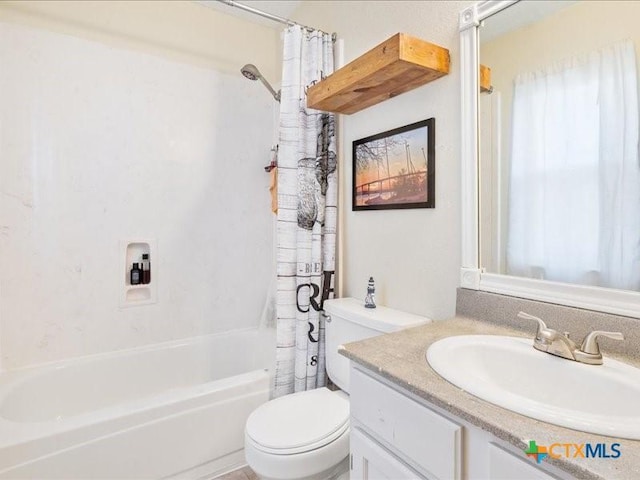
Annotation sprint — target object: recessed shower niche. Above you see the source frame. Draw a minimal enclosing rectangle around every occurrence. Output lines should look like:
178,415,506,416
120,240,157,307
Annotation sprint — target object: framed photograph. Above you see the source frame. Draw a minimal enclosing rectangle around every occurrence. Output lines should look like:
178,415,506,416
352,118,435,211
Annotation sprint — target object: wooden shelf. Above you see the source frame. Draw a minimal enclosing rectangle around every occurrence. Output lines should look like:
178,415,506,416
480,64,492,93
307,33,450,115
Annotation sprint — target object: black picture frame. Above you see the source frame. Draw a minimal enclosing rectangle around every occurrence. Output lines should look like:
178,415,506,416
352,118,435,211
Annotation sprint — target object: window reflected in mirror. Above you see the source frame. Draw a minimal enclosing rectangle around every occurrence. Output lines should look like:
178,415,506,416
479,0,640,291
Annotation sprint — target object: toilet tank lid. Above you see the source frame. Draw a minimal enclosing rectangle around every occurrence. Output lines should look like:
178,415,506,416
323,297,431,333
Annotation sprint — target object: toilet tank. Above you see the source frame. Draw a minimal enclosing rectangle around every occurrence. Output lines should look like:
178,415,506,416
323,298,430,393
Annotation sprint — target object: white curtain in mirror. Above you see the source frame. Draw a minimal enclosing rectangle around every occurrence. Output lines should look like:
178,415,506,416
507,40,640,290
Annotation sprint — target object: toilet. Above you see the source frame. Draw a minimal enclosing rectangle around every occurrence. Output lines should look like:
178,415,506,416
244,297,430,480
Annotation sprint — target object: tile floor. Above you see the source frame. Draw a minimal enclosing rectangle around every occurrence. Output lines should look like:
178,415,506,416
215,466,258,480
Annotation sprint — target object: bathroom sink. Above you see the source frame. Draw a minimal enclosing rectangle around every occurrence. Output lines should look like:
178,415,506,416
426,335,640,439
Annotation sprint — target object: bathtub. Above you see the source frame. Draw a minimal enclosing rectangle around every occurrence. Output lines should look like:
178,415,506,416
0,327,274,479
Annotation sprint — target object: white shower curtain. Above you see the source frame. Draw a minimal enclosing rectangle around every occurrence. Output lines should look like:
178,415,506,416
275,26,337,397
507,40,640,290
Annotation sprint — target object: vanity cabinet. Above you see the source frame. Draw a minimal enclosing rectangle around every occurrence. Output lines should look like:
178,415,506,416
349,365,562,480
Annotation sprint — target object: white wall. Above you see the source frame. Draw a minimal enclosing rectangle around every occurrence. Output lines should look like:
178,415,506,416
0,0,472,370
291,1,471,319
0,4,280,370
0,1,281,82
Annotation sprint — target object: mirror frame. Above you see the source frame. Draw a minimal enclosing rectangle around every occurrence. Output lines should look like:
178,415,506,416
459,0,640,318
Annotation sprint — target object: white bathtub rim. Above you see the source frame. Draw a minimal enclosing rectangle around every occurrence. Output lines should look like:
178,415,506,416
0,325,274,472
0,368,269,448
0,326,274,423
0,326,274,430
1,326,273,376
0,374,269,476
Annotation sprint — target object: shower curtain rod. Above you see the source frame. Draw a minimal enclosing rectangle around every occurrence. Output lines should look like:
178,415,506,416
215,0,336,41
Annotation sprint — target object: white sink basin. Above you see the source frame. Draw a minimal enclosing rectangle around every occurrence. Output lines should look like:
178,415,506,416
426,335,640,439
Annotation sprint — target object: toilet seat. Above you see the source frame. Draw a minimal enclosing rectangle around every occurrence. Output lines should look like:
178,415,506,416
245,388,349,455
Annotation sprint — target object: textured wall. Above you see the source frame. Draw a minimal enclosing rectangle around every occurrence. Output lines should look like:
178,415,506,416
291,1,472,319
0,18,277,370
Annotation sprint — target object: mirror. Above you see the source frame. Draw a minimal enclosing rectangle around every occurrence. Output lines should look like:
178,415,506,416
478,1,640,292
460,0,640,317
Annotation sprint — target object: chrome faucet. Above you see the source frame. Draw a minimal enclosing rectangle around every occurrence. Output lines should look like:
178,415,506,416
517,312,624,365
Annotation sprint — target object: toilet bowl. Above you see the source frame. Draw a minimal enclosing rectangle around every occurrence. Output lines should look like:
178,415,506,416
244,298,430,479
245,388,349,480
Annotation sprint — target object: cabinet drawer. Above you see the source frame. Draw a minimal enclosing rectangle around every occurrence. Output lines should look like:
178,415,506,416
488,443,557,480
350,367,461,480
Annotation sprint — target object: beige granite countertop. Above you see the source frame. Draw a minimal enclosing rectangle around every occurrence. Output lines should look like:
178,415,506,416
340,316,640,480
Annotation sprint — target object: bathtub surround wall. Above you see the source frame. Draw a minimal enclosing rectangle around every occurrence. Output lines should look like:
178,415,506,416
291,1,472,320
0,5,279,370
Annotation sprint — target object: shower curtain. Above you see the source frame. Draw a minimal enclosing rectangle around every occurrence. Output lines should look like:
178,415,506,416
274,26,337,398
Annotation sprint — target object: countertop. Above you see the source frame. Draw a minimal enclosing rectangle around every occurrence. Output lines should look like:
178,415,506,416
339,316,640,480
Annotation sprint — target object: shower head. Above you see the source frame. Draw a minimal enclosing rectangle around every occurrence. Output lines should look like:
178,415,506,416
240,64,281,102
241,64,260,81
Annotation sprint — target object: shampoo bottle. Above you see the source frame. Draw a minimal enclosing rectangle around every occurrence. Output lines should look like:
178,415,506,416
142,253,151,284
130,263,141,285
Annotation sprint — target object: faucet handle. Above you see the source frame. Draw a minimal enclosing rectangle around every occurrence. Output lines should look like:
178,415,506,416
517,311,549,336
580,331,624,355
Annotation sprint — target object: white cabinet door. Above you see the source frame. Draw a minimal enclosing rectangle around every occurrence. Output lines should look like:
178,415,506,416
351,428,427,480
488,443,558,480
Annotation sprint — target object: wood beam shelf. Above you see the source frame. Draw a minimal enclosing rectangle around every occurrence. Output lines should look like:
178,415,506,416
307,33,450,115
480,64,492,93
